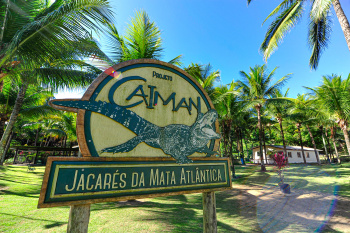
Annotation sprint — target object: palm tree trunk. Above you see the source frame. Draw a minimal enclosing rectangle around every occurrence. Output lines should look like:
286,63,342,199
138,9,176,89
343,128,350,155
240,129,246,165
228,128,235,179
324,129,334,161
320,126,330,163
331,127,341,164
2,131,13,162
306,125,320,165
0,0,10,42
296,123,306,164
262,126,268,165
34,127,41,146
0,81,28,165
278,118,288,164
332,0,350,52
256,105,266,171
0,113,8,137
337,119,350,156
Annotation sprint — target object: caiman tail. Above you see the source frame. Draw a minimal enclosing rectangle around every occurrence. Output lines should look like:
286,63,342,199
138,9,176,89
51,100,153,135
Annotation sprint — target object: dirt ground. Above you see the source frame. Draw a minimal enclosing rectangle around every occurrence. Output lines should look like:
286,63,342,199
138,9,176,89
232,184,350,233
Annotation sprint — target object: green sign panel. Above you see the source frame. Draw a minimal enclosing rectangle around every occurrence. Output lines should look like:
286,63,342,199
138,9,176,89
38,157,231,208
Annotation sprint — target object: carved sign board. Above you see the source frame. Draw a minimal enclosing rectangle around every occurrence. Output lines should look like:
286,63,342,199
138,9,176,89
38,59,231,208
38,157,231,208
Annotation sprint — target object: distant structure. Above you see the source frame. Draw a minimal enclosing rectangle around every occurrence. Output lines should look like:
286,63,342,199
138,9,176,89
252,145,321,164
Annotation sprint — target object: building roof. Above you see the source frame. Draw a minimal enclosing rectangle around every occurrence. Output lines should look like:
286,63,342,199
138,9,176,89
252,145,322,151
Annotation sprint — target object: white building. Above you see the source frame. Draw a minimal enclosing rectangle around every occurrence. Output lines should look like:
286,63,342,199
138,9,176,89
252,145,321,164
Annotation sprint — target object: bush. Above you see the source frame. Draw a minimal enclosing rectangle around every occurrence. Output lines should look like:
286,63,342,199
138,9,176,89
4,158,14,164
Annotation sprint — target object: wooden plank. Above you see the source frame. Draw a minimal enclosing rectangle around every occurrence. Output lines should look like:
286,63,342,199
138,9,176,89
38,157,232,208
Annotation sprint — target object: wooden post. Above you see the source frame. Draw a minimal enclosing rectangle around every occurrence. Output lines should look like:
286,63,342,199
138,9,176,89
67,151,91,233
67,204,90,233
203,192,217,233
13,147,19,164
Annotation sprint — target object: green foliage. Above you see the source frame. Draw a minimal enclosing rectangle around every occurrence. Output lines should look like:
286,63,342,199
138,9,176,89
249,0,340,69
106,10,182,66
184,63,220,96
0,0,114,71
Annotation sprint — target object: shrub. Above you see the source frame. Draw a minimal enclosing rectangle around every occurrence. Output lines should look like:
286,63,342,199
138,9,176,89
4,158,14,164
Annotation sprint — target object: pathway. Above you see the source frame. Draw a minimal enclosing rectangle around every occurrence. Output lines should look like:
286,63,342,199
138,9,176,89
236,165,350,233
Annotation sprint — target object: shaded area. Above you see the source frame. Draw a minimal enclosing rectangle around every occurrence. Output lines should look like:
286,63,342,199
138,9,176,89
0,164,349,232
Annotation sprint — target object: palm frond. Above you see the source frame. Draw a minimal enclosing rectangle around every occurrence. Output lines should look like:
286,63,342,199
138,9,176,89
262,0,298,25
260,1,303,61
1,0,114,67
310,0,332,22
168,55,183,67
308,12,332,69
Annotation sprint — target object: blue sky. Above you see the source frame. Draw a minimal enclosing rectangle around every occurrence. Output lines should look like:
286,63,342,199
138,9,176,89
56,0,350,99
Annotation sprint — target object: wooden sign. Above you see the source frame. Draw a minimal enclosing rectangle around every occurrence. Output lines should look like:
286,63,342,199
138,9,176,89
39,59,231,208
38,157,231,208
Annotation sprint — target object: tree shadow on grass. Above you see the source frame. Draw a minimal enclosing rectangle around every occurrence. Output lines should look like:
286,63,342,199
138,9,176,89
0,212,66,229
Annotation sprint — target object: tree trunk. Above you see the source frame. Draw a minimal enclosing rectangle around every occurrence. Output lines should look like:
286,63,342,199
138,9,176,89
320,126,330,163
331,127,341,164
324,129,334,161
262,126,268,165
2,131,13,162
240,129,245,165
0,81,28,165
306,125,321,165
0,113,9,137
229,128,235,179
0,0,10,42
337,118,350,156
34,127,41,146
296,123,306,164
255,105,266,171
332,0,350,52
278,118,288,164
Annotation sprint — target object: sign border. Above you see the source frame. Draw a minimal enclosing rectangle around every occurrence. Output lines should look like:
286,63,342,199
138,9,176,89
49,59,221,158
38,157,232,208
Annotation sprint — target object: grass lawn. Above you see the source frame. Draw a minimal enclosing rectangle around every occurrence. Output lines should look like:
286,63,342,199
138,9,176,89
0,163,349,232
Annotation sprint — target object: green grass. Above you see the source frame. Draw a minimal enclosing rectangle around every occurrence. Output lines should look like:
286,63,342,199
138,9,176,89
0,163,348,232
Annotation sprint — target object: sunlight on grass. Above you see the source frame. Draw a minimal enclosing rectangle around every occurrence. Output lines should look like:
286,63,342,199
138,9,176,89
0,164,348,232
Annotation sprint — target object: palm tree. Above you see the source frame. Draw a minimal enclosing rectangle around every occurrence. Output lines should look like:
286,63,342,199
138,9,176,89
105,10,182,66
184,63,220,97
0,0,114,164
0,85,59,163
212,81,242,178
248,0,350,69
267,89,291,162
238,65,290,171
306,74,350,156
288,94,315,164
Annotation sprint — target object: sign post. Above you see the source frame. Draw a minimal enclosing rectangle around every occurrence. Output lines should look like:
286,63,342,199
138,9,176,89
38,59,231,232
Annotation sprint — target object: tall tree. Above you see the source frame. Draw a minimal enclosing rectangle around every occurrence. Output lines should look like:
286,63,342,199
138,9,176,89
105,10,182,66
248,0,350,69
306,74,350,156
0,0,114,165
288,94,314,164
184,63,220,97
267,89,291,162
212,81,241,178
238,65,290,171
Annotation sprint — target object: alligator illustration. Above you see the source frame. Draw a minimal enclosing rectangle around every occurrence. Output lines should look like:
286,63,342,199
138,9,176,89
51,100,220,164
